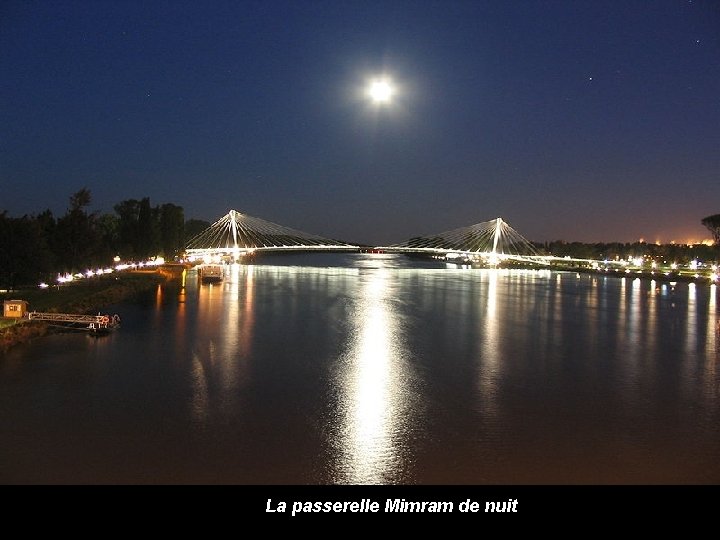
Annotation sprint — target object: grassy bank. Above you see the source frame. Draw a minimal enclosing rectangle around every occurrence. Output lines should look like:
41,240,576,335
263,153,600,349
0,271,166,353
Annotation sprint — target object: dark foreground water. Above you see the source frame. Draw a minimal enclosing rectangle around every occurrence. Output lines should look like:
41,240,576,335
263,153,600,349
1,253,718,484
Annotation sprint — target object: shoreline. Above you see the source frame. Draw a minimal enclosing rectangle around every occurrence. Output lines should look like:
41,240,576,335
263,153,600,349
1,261,715,353
0,271,168,353
544,264,717,285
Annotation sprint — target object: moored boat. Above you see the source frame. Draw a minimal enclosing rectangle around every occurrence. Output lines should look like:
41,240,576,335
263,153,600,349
88,314,121,336
198,264,224,283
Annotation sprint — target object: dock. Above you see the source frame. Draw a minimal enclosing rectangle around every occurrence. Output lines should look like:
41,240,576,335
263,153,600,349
27,312,121,333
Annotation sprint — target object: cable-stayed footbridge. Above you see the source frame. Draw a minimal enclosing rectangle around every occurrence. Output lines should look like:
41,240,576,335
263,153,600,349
184,209,609,267
383,217,540,264
185,209,359,260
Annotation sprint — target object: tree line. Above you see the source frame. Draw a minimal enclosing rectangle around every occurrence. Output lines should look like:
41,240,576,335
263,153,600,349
539,240,716,263
1,191,717,289
545,215,719,263
0,189,209,289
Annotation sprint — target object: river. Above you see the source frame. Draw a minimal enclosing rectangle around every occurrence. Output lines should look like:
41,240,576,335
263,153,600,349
1,253,718,484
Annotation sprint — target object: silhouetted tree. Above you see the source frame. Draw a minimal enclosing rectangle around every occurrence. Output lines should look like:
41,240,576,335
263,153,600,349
159,203,185,259
136,197,160,259
35,209,58,270
97,213,120,260
69,188,91,211
114,198,185,260
0,212,54,288
54,188,103,272
701,214,720,249
114,198,141,259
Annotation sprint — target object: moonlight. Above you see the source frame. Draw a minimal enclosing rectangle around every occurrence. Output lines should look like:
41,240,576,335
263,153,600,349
367,78,394,104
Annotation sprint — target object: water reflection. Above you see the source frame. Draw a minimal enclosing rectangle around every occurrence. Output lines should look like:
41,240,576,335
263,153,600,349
618,277,627,343
708,284,717,356
153,284,163,331
627,277,642,378
477,270,500,424
176,283,186,344
334,268,412,484
646,279,658,357
2,255,719,484
706,285,718,398
239,264,254,359
191,350,210,424
188,263,257,424
686,283,697,355
553,273,564,343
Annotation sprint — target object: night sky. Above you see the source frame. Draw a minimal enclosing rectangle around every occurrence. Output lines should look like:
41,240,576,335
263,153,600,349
1,1,719,246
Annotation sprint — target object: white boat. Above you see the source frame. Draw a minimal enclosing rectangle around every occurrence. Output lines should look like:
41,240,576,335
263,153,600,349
198,264,224,283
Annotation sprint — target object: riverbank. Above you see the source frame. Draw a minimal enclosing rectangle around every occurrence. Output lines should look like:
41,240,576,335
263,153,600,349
456,258,718,285
546,263,718,285
0,271,167,353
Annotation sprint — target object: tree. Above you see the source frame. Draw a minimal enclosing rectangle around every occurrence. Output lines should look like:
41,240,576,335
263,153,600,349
136,197,160,259
701,214,720,247
114,199,141,259
54,188,103,272
97,213,120,260
114,198,185,260
159,203,185,259
69,188,91,212
35,209,58,270
0,212,54,288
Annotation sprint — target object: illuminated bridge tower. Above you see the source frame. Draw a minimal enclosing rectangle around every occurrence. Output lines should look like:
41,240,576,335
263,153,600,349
387,216,538,263
185,209,358,261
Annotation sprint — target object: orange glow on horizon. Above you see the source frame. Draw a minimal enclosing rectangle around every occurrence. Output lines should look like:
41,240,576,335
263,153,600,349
648,237,713,247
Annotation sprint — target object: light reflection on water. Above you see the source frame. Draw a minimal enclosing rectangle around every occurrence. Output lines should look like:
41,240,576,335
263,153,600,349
0,254,719,484
477,269,500,432
332,268,412,484
706,285,718,406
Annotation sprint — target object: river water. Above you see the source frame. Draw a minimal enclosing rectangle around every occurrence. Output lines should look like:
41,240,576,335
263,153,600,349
1,253,718,484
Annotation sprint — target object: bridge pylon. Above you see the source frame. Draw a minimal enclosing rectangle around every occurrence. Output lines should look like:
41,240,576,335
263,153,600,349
386,216,538,261
185,209,358,260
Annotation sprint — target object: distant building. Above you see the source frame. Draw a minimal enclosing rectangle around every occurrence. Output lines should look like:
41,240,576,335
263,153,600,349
3,300,28,318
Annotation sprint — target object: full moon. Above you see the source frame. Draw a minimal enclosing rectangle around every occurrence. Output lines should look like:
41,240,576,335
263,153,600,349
368,79,394,103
